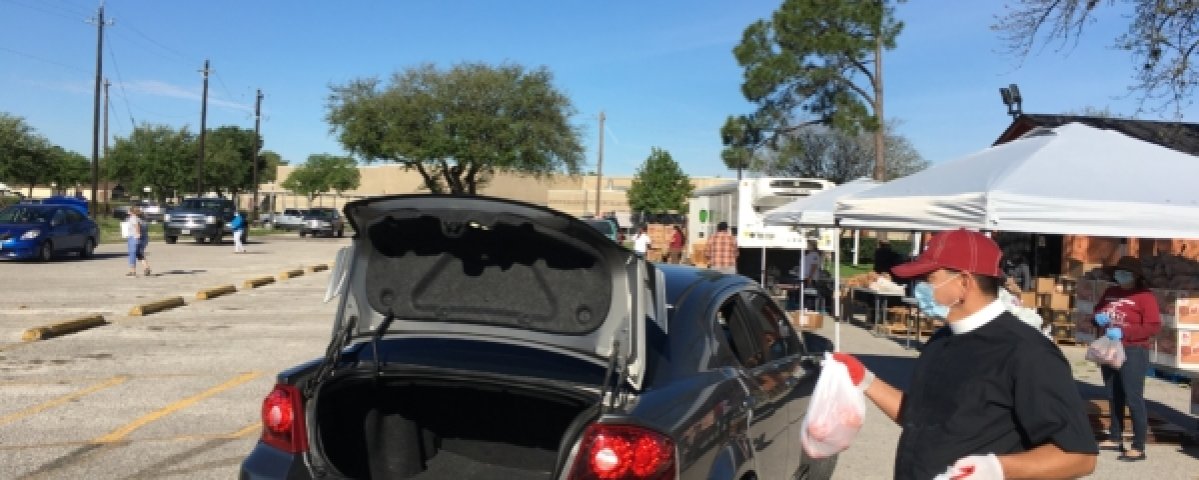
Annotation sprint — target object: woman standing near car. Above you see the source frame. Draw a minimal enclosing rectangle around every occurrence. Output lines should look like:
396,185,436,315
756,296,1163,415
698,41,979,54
1092,256,1161,462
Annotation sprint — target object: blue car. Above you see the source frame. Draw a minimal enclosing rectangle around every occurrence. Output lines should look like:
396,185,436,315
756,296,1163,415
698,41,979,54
0,203,99,261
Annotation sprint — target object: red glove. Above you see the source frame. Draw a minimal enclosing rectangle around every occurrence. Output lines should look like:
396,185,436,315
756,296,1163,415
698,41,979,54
832,352,874,391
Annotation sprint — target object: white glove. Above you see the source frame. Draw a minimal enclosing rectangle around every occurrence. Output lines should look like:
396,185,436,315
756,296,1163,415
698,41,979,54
934,453,1003,480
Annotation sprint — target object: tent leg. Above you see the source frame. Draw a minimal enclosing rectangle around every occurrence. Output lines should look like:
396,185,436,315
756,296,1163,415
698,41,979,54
912,231,922,258
834,227,841,353
853,230,861,265
760,247,767,286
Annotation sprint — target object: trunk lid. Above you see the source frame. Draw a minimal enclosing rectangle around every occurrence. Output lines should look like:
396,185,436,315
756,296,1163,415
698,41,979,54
329,195,666,391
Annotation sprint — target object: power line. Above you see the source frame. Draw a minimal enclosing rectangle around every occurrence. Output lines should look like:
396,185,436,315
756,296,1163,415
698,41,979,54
0,45,88,73
104,42,137,129
109,15,195,64
1,0,83,21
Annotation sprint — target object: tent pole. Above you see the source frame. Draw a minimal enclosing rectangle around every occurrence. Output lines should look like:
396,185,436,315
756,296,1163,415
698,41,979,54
834,226,842,352
911,231,921,257
853,230,861,265
760,247,767,286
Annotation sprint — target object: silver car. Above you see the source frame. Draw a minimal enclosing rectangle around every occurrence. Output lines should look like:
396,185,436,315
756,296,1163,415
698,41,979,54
299,208,345,237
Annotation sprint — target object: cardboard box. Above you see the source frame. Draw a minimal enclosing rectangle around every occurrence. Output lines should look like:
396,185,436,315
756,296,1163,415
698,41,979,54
1048,292,1071,310
1173,296,1199,326
1034,277,1057,294
1152,326,1199,369
788,311,823,330
1019,292,1038,309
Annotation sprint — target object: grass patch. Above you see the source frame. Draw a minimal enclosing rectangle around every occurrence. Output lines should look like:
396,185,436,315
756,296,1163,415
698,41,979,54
837,262,874,278
95,216,288,244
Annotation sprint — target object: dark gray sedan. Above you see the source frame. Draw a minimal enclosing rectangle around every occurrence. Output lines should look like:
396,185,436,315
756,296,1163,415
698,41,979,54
240,195,836,480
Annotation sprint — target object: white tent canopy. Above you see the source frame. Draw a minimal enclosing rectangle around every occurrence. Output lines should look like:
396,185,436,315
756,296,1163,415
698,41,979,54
836,122,1199,238
763,177,880,227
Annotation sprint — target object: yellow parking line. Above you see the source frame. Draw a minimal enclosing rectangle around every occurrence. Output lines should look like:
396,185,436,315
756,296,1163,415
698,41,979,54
92,371,261,444
231,421,262,438
0,376,129,427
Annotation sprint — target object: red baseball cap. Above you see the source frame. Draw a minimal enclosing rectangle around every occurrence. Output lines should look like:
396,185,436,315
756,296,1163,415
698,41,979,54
891,228,1003,278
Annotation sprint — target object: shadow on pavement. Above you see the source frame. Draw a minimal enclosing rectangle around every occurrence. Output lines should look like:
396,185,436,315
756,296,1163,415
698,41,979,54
159,269,208,275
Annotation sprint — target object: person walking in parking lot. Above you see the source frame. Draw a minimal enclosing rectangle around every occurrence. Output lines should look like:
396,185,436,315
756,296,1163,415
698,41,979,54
832,228,1097,479
707,221,738,275
632,226,651,259
231,210,247,253
125,207,152,277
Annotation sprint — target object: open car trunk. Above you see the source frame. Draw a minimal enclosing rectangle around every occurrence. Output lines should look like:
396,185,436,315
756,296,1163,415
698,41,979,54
313,375,597,480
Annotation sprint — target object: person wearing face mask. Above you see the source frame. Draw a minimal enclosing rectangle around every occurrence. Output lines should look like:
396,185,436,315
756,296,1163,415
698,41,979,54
1091,256,1161,462
830,228,1097,479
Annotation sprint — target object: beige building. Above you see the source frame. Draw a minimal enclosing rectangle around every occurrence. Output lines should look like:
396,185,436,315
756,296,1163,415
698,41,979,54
253,164,732,218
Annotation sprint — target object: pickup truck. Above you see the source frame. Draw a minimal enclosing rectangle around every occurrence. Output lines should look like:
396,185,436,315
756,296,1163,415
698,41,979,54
263,208,307,231
162,198,238,244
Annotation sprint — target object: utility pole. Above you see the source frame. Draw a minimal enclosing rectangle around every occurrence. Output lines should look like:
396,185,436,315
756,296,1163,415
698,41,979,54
196,59,210,196
252,88,263,217
872,33,885,181
594,111,605,217
88,3,113,216
103,79,110,199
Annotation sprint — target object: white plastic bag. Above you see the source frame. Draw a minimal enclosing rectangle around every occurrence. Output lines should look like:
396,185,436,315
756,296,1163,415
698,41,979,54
119,220,132,239
1085,337,1126,369
800,351,866,458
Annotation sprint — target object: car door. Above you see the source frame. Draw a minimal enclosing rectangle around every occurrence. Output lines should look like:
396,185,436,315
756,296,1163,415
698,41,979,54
715,291,793,480
739,290,818,477
64,209,87,247
48,208,77,250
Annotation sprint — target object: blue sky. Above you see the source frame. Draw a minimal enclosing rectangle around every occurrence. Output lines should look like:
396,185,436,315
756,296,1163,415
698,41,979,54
2,0,1195,180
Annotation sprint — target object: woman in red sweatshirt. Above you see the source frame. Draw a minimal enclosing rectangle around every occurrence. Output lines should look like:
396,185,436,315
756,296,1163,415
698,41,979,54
1091,256,1162,462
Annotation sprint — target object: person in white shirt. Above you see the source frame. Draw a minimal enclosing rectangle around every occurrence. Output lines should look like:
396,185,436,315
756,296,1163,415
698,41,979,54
632,226,651,258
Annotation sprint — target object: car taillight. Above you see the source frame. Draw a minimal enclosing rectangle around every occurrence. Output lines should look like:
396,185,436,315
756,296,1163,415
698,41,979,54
568,424,675,480
260,384,308,453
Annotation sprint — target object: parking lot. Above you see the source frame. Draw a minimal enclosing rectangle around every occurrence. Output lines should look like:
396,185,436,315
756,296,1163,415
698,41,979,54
1,234,1197,479
0,235,347,479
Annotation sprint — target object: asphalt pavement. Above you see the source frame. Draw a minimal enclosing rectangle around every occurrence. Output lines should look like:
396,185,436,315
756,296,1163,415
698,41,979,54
0,233,347,479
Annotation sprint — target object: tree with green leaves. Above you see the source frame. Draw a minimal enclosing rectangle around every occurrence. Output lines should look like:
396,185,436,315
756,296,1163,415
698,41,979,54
327,62,585,194
726,0,904,181
0,113,48,192
45,146,90,193
203,125,272,198
281,154,360,207
106,124,197,202
994,1,1199,114
626,148,693,215
257,150,285,183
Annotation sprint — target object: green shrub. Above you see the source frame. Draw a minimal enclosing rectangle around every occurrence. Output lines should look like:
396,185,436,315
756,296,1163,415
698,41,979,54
840,237,913,263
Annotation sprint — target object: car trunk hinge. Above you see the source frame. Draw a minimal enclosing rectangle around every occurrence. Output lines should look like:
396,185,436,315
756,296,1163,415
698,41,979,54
598,330,631,413
370,312,398,386
304,305,359,397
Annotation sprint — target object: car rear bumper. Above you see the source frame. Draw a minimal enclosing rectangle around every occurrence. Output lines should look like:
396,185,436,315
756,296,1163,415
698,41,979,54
239,442,311,479
164,224,223,238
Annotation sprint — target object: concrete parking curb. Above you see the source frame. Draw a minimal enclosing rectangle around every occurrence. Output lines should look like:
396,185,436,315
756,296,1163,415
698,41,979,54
21,315,108,342
196,284,237,300
243,276,275,289
307,264,329,273
129,296,187,316
278,269,305,280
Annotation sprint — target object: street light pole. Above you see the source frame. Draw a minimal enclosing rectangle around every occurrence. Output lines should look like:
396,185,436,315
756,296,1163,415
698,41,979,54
252,89,263,218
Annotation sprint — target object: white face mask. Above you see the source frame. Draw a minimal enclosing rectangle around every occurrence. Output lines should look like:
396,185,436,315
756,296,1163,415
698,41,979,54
1113,270,1135,287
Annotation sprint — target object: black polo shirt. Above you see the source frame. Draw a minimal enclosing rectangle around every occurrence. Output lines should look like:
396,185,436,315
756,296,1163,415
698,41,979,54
894,309,1098,479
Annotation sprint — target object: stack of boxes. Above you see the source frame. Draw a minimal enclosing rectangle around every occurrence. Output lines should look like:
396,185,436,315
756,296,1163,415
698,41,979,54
643,224,673,262
1030,277,1075,343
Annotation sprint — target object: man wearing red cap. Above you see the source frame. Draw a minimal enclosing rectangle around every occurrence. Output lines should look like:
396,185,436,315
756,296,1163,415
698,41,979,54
834,228,1097,479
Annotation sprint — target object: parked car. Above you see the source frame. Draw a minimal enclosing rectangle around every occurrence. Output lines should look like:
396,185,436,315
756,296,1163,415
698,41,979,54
240,195,836,480
0,203,98,261
264,208,308,231
162,197,238,244
113,201,165,223
582,217,620,243
298,208,345,237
